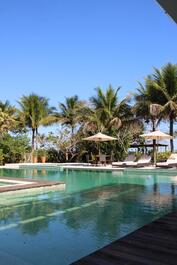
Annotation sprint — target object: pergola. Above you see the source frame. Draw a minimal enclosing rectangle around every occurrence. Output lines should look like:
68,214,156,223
130,143,168,148
130,143,168,152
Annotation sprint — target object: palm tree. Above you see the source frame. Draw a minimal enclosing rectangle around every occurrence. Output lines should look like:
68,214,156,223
133,77,163,131
18,93,55,151
84,85,139,160
0,108,16,134
82,108,105,133
0,101,17,134
0,100,16,116
0,100,27,133
89,85,132,132
152,63,177,152
58,95,85,137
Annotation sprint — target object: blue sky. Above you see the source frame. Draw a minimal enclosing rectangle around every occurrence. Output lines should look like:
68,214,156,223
0,0,177,144
0,0,176,107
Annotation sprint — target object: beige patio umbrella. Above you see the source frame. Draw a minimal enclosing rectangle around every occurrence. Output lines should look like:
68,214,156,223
140,130,173,165
83,132,117,156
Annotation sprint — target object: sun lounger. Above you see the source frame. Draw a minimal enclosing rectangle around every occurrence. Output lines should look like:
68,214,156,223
124,154,151,168
112,154,136,167
156,154,177,168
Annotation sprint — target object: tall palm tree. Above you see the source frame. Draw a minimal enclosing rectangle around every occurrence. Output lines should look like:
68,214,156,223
0,100,16,116
18,94,55,151
0,108,16,134
84,85,138,159
89,85,132,132
152,63,177,152
133,77,162,131
0,101,18,134
58,95,85,137
82,108,105,133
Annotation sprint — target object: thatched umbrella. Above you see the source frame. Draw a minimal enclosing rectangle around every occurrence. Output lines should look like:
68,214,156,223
83,132,117,156
140,130,172,165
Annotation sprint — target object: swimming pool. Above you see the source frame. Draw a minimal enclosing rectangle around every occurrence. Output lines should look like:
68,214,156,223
0,167,177,265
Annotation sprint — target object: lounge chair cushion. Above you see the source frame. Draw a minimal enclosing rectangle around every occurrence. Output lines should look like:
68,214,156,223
112,161,125,166
125,155,151,167
112,154,136,166
157,154,177,167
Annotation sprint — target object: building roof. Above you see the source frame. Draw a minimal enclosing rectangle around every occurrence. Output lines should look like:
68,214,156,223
156,0,177,23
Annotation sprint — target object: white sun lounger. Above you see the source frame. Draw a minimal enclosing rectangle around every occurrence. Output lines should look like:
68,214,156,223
112,154,136,167
124,154,151,168
156,154,177,168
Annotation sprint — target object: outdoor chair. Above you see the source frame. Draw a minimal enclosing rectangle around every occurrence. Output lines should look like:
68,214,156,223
156,154,177,168
107,152,114,164
88,153,98,166
125,154,151,168
112,154,136,167
99,154,106,166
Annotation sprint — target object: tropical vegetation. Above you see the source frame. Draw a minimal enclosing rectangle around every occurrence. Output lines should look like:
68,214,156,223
0,62,176,164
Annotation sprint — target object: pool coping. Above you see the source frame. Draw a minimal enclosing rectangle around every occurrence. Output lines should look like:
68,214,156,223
0,177,65,193
2,163,177,172
61,165,124,171
1,163,125,172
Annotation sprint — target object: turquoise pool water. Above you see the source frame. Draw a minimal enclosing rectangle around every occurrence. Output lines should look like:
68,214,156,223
0,168,177,265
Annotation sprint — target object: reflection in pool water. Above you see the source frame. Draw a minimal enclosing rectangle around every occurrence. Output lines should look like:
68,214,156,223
0,168,177,265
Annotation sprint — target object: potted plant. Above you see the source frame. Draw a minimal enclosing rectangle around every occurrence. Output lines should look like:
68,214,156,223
38,149,47,163
32,150,38,163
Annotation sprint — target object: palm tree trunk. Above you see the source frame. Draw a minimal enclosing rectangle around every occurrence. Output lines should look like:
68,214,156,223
152,118,156,164
170,116,174,152
35,128,38,150
32,128,35,151
152,119,156,131
70,126,74,146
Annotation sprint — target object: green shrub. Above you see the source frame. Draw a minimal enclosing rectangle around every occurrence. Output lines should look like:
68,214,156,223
0,133,30,163
33,150,38,156
37,149,47,157
47,148,66,163
135,152,143,161
156,151,171,162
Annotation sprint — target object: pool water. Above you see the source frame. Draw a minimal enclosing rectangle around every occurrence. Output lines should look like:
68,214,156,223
0,168,177,265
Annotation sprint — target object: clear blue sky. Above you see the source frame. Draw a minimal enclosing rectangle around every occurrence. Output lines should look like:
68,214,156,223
0,0,176,108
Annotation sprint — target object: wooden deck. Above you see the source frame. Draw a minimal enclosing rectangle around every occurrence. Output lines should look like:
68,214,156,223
72,210,177,265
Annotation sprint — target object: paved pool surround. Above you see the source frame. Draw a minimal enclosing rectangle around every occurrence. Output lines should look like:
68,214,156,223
0,177,65,194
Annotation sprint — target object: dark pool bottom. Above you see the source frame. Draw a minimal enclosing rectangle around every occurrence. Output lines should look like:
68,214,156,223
0,168,177,265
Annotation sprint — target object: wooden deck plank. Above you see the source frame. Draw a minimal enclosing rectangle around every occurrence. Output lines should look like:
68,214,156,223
71,211,177,265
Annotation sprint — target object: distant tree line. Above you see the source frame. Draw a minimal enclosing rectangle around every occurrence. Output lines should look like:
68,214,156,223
0,62,176,164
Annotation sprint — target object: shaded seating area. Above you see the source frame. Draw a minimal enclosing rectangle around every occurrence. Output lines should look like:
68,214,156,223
83,133,117,166
87,153,112,166
156,153,177,168
86,153,98,165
